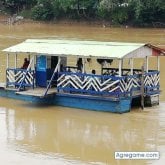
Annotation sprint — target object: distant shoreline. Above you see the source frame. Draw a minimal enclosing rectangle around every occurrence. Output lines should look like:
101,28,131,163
1,14,165,29
0,14,121,28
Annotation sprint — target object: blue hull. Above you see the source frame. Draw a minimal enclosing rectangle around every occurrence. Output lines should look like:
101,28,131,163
0,88,131,113
54,94,131,113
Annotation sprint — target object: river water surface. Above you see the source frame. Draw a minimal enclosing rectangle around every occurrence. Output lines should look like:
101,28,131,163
0,22,165,165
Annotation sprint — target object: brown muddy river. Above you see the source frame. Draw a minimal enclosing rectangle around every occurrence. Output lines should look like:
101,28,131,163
0,22,165,165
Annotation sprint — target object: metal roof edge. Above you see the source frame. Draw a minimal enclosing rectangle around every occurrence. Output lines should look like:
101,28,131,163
2,39,164,59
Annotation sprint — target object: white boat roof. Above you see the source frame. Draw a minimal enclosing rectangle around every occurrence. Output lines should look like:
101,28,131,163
3,39,163,59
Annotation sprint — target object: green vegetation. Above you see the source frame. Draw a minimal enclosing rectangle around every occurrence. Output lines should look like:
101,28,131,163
0,0,165,26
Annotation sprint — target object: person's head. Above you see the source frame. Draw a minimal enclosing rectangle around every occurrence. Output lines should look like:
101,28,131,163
92,69,96,74
77,58,83,65
24,58,28,62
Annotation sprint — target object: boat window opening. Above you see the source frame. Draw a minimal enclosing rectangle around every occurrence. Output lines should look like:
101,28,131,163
51,56,58,69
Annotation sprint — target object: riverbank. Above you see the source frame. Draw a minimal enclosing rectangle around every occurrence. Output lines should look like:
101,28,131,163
0,14,165,28
0,14,119,28
2,14,165,29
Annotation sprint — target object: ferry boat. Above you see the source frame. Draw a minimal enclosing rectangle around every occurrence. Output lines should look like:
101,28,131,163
0,39,164,113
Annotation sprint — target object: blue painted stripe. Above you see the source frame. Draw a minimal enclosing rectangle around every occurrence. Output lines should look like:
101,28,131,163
56,93,120,101
144,71,160,75
57,87,128,97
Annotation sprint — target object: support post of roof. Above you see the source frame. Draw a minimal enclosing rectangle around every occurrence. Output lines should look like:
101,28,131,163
7,53,9,69
28,54,30,61
15,53,17,69
157,56,160,71
33,55,35,70
119,59,122,76
130,58,133,75
146,56,148,73
82,57,85,73
58,56,61,71
121,59,124,75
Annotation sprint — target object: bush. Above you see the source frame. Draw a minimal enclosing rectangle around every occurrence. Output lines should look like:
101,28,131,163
112,7,129,24
31,3,55,21
20,9,32,19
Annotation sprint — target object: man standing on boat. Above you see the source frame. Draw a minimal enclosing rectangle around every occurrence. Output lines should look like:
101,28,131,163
77,58,83,72
21,58,29,69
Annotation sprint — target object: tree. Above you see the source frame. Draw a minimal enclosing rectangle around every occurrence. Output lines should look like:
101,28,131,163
130,0,165,25
1,0,164,26
31,0,56,20
51,0,99,19
1,0,37,14
97,0,130,23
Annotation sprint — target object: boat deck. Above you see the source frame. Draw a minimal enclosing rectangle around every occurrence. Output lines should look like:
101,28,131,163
16,87,57,97
4,86,142,99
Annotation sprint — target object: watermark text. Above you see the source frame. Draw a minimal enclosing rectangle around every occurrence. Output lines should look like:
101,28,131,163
115,151,160,160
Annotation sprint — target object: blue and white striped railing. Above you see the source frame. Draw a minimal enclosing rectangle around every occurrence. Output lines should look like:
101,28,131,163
6,68,159,97
57,72,139,97
144,71,160,95
6,68,35,88
57,71,160,98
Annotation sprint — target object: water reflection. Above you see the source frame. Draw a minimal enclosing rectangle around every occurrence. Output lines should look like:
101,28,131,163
0,98,164,165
